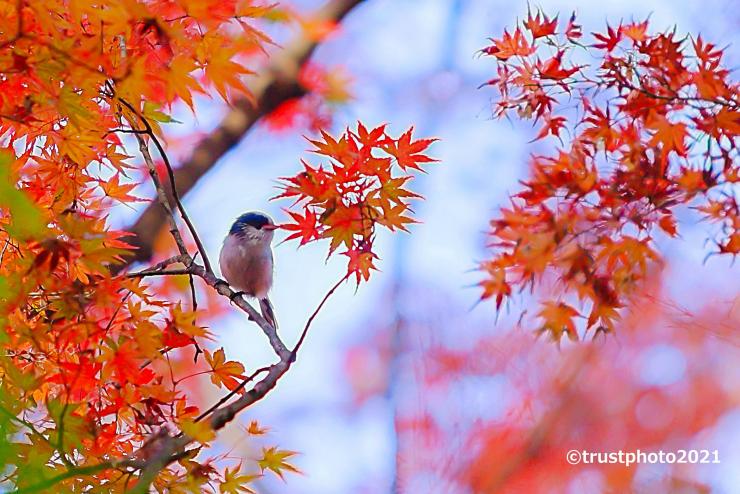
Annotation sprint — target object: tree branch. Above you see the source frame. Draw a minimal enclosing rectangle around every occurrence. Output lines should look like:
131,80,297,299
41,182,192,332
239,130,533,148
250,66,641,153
115,96,213,273
290,273,350,361
122,254,347,492
99,3,366,490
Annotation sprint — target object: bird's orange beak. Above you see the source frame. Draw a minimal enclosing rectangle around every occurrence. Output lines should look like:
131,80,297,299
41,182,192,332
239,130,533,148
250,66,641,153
262,224,280,231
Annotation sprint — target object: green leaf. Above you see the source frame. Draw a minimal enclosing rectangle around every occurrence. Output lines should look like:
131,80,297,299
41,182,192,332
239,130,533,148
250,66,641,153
142,102,181,123
0,150,46,240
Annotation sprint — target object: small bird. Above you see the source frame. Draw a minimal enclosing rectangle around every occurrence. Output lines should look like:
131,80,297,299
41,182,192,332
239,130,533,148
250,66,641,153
219,211,279,329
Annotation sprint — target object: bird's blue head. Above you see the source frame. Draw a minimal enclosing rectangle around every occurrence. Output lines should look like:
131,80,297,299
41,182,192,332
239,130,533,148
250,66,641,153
229,212,277,238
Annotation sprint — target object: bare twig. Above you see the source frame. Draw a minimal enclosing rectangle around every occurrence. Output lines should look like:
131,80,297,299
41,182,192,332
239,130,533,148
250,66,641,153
127,268,192,278
290,274,350,361
115,97,213,273
132,128,189,258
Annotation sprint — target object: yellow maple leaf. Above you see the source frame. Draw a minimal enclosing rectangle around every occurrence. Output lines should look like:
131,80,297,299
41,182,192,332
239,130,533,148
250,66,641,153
219,465,260,494
258,447,301,480
180,419,216,444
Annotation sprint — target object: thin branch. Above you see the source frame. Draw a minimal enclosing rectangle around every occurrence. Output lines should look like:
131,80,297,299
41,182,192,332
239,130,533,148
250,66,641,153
127,268,191,278
194,366,271,422
115,97,212,272
125,255,184,277
130,124,190,258
10,461,118,494
189,262,291,360
0,238,11,267
0,405,58,453
290,274,350,361
118,258,345,492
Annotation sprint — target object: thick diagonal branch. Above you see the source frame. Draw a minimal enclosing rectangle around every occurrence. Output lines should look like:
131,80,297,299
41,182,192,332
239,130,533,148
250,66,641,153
119,0,366,270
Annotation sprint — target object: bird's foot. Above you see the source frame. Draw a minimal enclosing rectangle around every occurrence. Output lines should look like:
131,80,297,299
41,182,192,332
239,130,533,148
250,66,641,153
229,290,246,302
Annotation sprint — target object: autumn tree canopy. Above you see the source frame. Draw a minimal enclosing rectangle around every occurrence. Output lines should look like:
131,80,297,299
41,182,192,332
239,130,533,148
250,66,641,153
0,0,737,493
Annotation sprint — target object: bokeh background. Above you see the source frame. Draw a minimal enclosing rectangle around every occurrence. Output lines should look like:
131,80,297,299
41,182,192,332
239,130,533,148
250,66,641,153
115,0,739,492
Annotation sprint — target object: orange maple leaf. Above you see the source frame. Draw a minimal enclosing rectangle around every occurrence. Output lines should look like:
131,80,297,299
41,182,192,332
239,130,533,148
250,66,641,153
537,301,581,341
524,10,557,39
205,348,246,391
484,28,536,61
383,128,438,171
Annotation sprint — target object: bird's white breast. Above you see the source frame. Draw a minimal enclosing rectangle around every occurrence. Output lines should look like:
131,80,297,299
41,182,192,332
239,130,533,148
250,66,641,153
219,234,274,299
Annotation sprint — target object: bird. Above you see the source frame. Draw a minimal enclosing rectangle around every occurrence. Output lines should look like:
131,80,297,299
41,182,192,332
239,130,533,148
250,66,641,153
219,211,279,329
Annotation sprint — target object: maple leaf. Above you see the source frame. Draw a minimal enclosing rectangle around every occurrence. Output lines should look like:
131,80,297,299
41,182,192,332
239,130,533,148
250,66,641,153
623,20,649,42
107,341,156,386
163,324,196,350
181,419,216,444
343,247,378,283
586,302,621,331
246,420,269,435
714,109,740,137
258,447,301,480
693,66,731,100
483,28,535,60
171,303,210,338
220,465,259,494
299,63,353,104
533,115,567,141
378,202,416,232
539,51,580,80
200,42,254,101
537,301,581,341
524,10,557,39
692,35,723,66
719,232,740,256
353,122,388,148
582,105,620,152
592,23,622,51
321,204,364,253
479,260,511,310
658,214,678,237
373,176,422,210
382,127,438,171
281,209,321,245
98,173,145,203
277,161,338,204
564,12,582,41
309,129,353,163
205,348,246,391
648,115,688,157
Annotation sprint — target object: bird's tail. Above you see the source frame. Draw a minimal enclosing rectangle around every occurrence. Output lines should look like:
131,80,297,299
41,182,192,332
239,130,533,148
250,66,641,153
259,297,278,330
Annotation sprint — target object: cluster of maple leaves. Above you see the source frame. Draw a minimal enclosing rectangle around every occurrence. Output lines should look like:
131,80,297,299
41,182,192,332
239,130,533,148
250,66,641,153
277,123,435,283
0,0,315,492
479,10,739,340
